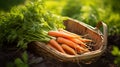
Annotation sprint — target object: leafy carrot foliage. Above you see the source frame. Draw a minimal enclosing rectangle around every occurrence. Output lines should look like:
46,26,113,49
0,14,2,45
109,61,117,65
0,0,65,49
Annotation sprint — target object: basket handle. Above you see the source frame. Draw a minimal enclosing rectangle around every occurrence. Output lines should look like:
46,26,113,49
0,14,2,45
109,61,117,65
95,21,107,46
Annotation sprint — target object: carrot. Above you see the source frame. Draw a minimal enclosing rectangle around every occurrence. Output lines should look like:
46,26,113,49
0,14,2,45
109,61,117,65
57,37,77,48
61,44,77,55
58,29,81,38
69,38,87,48
58,29,92,42
48,31,77,39
76,45,89,54
81,39,92,42
49,39,65,53
57,37,89,53
47,43,55,49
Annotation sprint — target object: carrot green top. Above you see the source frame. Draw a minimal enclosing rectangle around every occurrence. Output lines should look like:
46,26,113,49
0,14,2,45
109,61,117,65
0,0,65,49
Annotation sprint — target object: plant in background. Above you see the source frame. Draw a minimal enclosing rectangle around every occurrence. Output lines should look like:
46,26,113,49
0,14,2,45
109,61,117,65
112,46,120,66
61,0,103,27
106,13,120,35
6,51,28,67
79,5,102,27
102,0,120,35
45,0,65,15
0,0,26,11
105,0,120,13
61,0,120,35
61,0,82,18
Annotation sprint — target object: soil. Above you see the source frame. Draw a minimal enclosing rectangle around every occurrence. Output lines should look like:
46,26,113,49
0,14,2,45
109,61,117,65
0,35,120,67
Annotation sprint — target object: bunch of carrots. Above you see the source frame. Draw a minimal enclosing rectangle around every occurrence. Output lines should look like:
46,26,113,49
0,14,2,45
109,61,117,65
47,29,92,55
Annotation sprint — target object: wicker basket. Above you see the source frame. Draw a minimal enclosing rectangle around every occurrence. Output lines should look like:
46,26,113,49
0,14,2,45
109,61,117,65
29,18,107,63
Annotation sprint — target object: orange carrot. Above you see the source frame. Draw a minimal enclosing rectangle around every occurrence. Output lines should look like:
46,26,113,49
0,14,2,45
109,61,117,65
61,44,77,55
57,37,77,48
81,39,92,42
48,31,77,39
69,38,87,48
57,37,89,53
76,45,89,54
58,29,81,38
58,29,92,42
47,43,55,49
49,39,65,53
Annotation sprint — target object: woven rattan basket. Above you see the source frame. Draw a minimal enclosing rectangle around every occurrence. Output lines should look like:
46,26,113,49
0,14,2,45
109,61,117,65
29,18,107,63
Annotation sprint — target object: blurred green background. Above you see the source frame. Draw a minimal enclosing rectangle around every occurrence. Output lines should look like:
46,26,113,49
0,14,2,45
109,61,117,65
45,0,120,35
0,0,120,35
0,0,119,35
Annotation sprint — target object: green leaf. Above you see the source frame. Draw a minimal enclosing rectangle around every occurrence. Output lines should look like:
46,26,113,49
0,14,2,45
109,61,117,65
22,51,28,63
14,58,24,66
14,58,28,67
111,46,120,56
